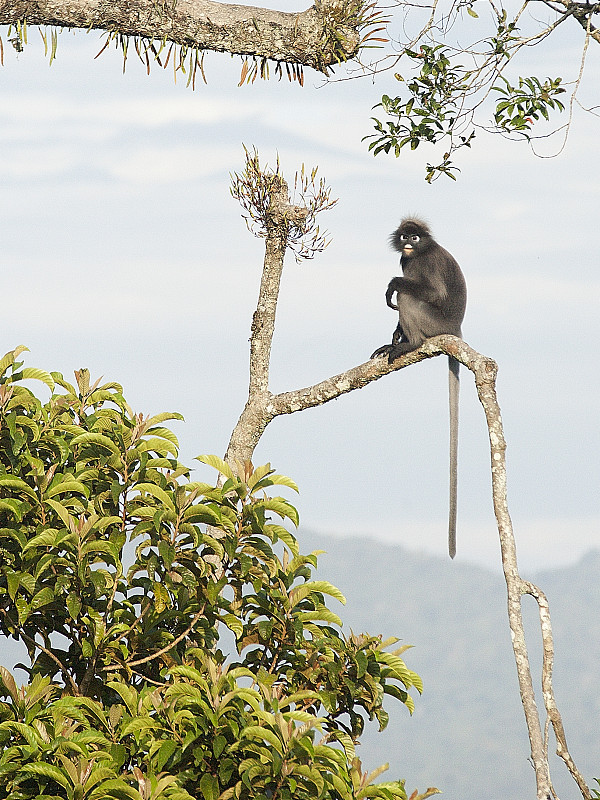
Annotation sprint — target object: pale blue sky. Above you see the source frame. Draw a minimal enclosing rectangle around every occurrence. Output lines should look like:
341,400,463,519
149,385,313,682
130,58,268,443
1,11,598,570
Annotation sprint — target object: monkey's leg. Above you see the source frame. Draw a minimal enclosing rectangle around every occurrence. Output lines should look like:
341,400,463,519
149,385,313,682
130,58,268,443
370,322,406,360
391,321,404,346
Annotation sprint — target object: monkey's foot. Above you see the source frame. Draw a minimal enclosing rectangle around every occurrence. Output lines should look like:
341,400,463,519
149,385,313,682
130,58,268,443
385,344,415,364
370,344,392,359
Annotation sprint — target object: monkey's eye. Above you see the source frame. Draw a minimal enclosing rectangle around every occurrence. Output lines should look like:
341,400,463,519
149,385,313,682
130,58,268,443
410,235,420,242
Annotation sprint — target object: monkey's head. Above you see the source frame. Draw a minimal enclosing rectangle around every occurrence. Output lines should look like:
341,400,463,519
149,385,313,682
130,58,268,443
391,217,434,258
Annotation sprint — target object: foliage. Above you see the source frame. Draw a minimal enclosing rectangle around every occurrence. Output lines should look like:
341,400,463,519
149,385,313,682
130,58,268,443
230,147,337,262
3,0,598,180
365,0,596,179
0,345,428,800
491,76,566,135
365,46,476,182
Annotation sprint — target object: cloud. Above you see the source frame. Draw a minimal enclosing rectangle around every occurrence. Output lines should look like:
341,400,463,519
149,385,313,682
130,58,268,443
100,144,241,183
469,274,600,316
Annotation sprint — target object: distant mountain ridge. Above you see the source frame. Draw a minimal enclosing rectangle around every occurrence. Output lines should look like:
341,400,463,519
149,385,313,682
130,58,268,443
303,530,600,800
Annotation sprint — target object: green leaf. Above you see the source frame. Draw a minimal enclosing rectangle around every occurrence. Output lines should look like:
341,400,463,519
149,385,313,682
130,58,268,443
19,762,70,789
0,498,24,519
46,480,89,499
87,777,142,800
106,682,138,716
82,540,120,562
0,475,38,501
6,571,21,600
241,725,284,755
255,473,299,493
200,773,219,800
66,592,82,619
195,454,235,480
137,437,178,457
0,667,18,701
145,426,179,447
30,587,54,610
70,432,121,456
221,613,243,638
44,498,72,528
156,738,178,770
0,346,28,377
131,483,176,513
254,497,299,526
289,580,346,607
144,411,184,427
20,367,55,391
298,607,343,627
377,651,420,688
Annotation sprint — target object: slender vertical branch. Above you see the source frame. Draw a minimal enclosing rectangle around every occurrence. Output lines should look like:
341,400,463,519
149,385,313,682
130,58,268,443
472,356,552,800
248,176,294,399
524,580,591,799
226,151,327,464
459,338,589,800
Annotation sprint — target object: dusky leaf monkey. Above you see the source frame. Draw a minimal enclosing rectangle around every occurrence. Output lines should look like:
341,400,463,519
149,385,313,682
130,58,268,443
371,217,467,558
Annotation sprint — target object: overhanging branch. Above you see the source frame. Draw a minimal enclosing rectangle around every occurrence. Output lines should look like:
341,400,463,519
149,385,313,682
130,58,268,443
0,0,364,72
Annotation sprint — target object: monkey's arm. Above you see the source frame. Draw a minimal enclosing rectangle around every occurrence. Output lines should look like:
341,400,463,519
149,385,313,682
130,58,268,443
385,279,400,310
386,276,446,310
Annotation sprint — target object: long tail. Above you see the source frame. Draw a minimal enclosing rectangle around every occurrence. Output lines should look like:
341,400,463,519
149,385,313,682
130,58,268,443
448,356,460,558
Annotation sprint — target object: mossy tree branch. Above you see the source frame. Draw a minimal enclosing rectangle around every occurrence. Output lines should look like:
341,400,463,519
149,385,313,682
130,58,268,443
0,0,371,74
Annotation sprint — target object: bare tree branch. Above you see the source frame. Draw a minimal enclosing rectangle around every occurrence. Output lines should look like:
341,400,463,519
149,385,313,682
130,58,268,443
249,174,307,398
522,580,592,799
225,156,591,799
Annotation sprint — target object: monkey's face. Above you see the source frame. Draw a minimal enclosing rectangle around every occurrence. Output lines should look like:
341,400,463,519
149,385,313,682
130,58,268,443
397,232,423,258
390,219,433,257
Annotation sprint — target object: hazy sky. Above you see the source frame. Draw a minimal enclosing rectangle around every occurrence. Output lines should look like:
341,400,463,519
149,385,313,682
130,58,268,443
1,7,599,572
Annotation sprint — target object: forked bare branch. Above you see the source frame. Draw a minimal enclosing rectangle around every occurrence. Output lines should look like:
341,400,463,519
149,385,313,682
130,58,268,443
226,152,591,800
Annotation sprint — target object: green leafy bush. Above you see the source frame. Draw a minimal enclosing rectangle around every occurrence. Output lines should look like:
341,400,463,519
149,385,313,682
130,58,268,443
0,346,428,800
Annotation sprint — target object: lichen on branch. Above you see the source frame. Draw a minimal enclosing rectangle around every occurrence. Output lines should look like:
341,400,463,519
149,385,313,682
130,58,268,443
0,0,386,78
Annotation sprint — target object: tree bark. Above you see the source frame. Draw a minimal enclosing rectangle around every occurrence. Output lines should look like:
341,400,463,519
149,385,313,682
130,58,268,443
0,0,362,72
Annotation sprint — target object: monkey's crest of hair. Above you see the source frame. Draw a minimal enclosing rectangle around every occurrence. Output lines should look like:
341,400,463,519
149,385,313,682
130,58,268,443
398,217,432,236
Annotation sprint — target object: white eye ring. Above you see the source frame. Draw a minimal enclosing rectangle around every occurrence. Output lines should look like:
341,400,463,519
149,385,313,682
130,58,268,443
410,235,420,242
400,233,420,242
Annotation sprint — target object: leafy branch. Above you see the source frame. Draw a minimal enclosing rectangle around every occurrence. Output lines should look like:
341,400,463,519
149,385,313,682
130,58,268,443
362,0,598,179
492,75,566,135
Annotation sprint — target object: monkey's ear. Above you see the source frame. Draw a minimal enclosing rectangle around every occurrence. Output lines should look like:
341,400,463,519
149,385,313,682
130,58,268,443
390,228,404,252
